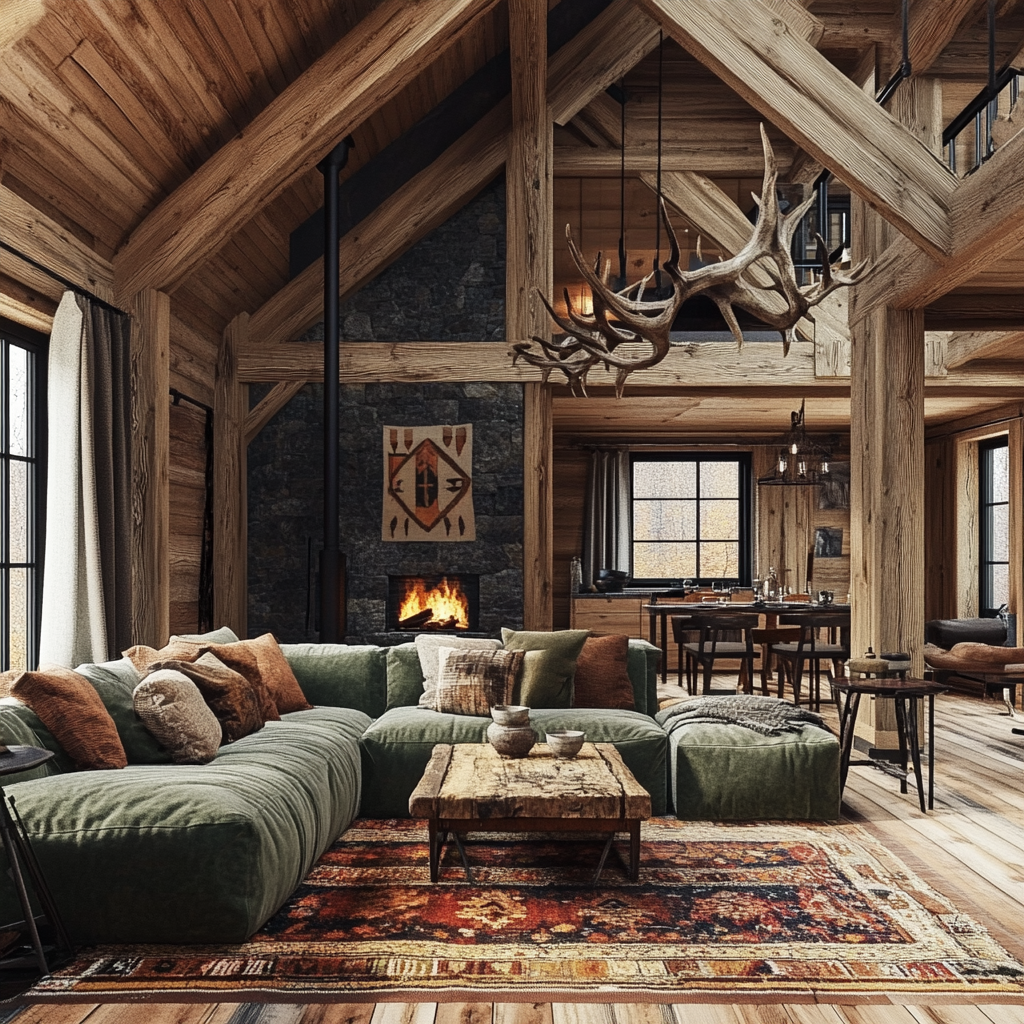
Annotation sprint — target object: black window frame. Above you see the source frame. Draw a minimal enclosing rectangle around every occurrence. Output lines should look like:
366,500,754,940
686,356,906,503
629,452,752,587
979,435,1009,618
1,316,47,672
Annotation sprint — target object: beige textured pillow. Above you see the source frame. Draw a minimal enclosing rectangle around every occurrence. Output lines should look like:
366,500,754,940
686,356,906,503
433,648,524,716
133,670,222,764
414,634,502,709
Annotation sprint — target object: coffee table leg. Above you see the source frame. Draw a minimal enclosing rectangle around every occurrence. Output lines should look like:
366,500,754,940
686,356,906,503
838,691,861,794
593,833,615,885
452,832,472,882
428,820,440,882
629,820,641,882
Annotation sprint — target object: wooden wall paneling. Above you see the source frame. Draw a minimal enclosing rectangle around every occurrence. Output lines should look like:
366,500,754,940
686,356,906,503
924,438,957,623
169,400,208,635
129,289,171,647
113,0,500,299
955,435,980,619
214,313,249,638
1010,419,1024,646
509,0,552,631
552,447,589,628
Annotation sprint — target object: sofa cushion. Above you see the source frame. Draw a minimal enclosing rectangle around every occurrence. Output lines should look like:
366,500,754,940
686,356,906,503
573,634,635,711
203,634,311,715
75,658,173,765
0,700,70,782
501,628,589,708
193,640,282,724
133,670,222,764
925,618,1009,649
386,643,425,711
924,641,1024,670
433,647,522,715
359,705,667,818
280,644,387,718
415,634,502,709
0,706,370,945
5,667,126,770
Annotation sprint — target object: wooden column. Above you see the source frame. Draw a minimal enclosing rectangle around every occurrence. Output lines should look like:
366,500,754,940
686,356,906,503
1010,419,1024,646
129,289,170,647
214,313,249,638
507,0,553,629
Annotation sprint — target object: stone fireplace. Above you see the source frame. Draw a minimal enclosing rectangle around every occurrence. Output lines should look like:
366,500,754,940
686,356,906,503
386,573,480,633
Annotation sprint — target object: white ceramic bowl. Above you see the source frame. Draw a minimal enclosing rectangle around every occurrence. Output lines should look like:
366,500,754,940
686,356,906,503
491,704,530,728
546,729,585,758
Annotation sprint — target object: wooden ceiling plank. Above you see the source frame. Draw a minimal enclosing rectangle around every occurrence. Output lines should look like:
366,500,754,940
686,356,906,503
0,0,45,54
113,0,500,301
634,0,955,258
0,184,115,303
554,141,796,175
223,0,293,96
851,125,1024,320
905,0,981,76
548,0,660,125
945,330,1024,368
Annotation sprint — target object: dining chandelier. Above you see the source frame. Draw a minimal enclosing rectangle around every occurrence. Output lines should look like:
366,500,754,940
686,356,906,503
756,400,834,487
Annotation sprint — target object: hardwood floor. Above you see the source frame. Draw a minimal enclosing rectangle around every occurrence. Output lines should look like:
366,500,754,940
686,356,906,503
5,689,1024,1024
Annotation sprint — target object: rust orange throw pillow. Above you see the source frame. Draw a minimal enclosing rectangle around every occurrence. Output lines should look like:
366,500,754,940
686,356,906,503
9,666,127,770
152,653,264,744
122,638,206,674
572,634,635,711
196,640,281,723
203,634,311,715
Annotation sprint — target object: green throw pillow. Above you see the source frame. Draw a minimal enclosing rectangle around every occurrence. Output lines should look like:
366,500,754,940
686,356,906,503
386,644,426,711
501,628,589,709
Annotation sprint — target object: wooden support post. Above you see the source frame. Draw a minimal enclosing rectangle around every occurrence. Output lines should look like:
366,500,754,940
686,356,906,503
129,289,170,647
1010,419,1024,647
214,314,249,638
508,0,553,630
524,383,554,630
955,437,980,619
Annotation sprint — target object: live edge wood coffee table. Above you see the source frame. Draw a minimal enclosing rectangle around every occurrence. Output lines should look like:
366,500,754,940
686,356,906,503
409,742,651,884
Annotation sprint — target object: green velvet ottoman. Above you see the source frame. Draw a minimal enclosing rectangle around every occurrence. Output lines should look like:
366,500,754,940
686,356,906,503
655,706,841,821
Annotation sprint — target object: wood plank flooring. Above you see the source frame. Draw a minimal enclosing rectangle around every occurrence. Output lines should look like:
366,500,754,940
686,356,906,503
4,689,1024,1024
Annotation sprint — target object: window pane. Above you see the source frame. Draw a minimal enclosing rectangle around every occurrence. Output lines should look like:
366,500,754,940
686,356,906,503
699,461,739,498
990,445,1009,503
990,503,1009,562
633,461,696,499
699,541,739,578
633,542,696,579
990,563,1009,610
700,499,740,540
8,568,28,672
8,345,30,458
633,500,696,540
9,459,29,563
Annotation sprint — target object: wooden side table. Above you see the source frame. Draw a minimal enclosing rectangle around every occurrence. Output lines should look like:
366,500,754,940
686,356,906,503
830,677,948,812
0,746,72,975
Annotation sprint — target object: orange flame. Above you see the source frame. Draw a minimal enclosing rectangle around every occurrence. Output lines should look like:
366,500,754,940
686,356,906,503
398,577,469,629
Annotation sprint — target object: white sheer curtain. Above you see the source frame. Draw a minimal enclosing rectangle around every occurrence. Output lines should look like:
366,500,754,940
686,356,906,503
39,291,131,667
582,449,631,589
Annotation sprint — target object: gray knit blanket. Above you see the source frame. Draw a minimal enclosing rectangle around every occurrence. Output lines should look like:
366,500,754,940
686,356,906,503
660,695,830,737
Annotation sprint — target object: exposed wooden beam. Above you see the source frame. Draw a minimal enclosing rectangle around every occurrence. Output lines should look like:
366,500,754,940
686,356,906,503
762,0,824,47
924,292,1024,331
214,314,249,639
548,0,660,125
0,291,53,333
904,0,980,77
244,381,306,447
945,330,1024,368
851,127,1024,320
634,0,956,258
1,184,114,303
235,339,1023,394
251,16,657,347
524,383,554,630
554,144,795,176
112,0,499,299
129,289,171,646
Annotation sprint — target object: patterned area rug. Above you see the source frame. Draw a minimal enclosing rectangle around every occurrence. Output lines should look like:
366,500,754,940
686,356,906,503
25,818,1024,1001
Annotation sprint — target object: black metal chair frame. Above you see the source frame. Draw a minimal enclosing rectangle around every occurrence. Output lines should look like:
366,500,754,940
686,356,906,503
682,611,760,696
771,611,851,710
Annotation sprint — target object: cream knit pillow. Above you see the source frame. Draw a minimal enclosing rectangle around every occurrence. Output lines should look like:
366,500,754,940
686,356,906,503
133,669,222,764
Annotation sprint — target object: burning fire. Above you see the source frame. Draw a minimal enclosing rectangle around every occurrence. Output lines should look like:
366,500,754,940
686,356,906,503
397,577,470,631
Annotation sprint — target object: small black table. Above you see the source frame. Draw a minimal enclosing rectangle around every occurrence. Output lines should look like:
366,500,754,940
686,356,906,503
0,746,72,974
830,677,948,812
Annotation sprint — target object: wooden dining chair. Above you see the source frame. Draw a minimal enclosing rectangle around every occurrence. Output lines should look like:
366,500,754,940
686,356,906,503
682,611,760,696
669,592,713,686
751,625,802,695
771,610,851,709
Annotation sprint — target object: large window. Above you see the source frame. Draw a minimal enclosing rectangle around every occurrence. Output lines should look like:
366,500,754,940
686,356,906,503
1,318,46,672
979,437,1009,617
631,454,751,585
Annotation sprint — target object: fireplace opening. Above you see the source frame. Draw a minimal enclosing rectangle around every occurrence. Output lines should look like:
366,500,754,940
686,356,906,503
387,574,480,632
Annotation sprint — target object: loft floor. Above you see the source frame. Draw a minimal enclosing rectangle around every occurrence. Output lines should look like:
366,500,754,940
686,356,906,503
6,691,1024,1024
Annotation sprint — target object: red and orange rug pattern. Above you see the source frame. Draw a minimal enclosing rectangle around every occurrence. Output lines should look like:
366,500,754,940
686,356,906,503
27,818,1024,1000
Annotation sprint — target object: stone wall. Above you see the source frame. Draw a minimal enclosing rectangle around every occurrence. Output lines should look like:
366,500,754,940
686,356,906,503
247,175,524,642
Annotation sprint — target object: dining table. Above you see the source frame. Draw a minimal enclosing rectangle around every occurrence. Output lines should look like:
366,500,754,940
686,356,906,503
643,598,851,686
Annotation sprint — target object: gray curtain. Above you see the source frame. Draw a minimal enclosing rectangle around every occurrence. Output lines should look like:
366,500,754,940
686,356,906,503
39,292,131,666
582,449,631,589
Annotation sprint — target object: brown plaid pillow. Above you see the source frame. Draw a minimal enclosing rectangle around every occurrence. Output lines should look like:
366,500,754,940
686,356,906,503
433,648,524,716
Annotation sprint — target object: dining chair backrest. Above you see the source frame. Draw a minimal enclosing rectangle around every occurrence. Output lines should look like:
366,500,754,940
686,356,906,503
695,612,759,655
779,610,851,653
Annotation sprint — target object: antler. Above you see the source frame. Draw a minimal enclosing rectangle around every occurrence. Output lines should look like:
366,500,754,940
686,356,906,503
512,124,869,395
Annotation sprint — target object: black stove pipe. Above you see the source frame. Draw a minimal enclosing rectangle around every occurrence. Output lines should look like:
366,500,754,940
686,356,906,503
318,137,352,643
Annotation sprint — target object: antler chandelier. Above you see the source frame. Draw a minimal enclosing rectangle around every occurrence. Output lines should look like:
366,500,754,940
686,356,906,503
512,126,867,397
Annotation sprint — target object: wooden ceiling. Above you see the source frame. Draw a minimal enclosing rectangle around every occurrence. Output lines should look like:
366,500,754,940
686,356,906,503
1,0,1021,424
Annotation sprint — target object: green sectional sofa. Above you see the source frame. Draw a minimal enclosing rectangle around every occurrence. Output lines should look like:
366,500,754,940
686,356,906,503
0,634,663,945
